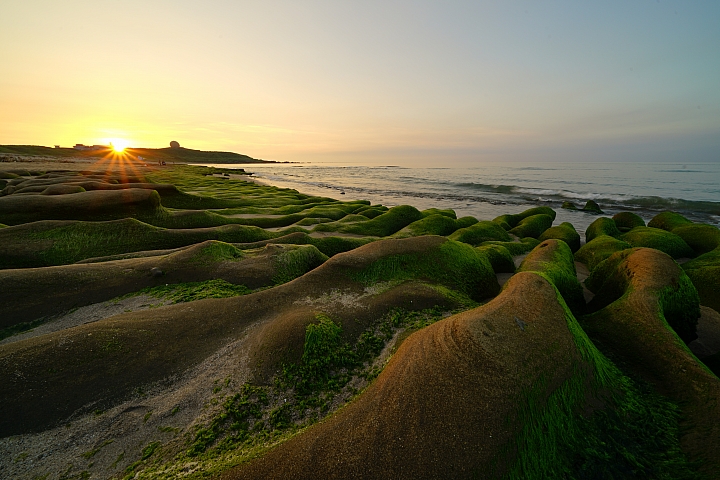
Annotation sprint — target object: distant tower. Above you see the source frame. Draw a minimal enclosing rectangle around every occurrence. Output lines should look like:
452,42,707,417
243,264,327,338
170,141,180,148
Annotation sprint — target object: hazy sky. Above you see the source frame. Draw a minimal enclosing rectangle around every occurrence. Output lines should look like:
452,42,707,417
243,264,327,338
1,1,719,165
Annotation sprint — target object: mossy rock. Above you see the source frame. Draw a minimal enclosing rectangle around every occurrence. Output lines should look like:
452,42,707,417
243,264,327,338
538,222,581,253
392,214,461,238
420,208,456,219
482,237,540,256
326,205,424,237
561,201,577,210
40,185,87,195
492,206,557,230
448,221,512,246
682,238,720,312
475,244,515,274
584,248,700,343
271,245,329,284
647,211,693,232
612,212,645,232
672,223,720,255
581,200,603,214
0,171,19,179
574,235,632,272
620,227,694,259
346,237,500,301
508,214,553,239
585,217,621,243
455,216,479,229
352,206,387,219
518,239,585,314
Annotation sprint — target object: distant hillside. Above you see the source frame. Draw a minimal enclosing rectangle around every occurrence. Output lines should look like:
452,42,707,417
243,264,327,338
0,145,276,164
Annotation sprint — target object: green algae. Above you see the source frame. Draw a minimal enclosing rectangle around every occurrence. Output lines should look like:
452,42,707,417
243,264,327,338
581,199,604,214
518,240,585,314
448,220,512,246
476,244,515,274
194,241,245,263
648,211,694,232
317,204,424,237
271,245,328,285
620,227,694,259
5,218,273,267
585,217,621,243
481,237,540,256
508,213,553,239
126,279,252,303
673,223,720,255
538,222,581,253
574,235,632,272
612,211,646,232
492,206,556,231
392,214,461,238
348,239,499,301
420,207,456,219
504,276,699,480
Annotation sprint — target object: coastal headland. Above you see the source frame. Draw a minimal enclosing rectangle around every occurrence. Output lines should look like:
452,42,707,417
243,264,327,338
1,153,719,479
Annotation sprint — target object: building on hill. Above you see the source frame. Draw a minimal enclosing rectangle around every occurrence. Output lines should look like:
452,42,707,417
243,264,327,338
73,144,107,151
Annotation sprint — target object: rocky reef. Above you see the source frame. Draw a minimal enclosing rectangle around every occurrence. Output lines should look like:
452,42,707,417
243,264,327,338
1,163,719,480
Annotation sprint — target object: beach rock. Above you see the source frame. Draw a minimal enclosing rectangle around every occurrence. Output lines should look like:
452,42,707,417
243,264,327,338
574,234,632,272
620,226,694,259
518,239,585,314
612,211,645,232
561,201,578,210
648,211,693,231
448,220,511,246
581,200,603,214
492,206,556,231
475,244,515,274
508,213,553,239
150,267,164,277
585,217,621,243
224,272,611,479
481,237,540,256
581,248,720,476
538,221,581,252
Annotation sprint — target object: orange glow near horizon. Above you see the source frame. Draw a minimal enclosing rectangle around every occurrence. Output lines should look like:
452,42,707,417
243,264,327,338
109,139,130,153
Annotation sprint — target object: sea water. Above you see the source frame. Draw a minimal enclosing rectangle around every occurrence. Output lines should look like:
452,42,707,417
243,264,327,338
197,161,720,234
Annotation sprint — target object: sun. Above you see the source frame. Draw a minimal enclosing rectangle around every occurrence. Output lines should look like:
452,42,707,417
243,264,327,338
109,139,130,153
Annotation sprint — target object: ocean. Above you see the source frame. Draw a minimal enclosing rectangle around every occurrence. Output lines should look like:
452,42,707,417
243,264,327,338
197,161,720,235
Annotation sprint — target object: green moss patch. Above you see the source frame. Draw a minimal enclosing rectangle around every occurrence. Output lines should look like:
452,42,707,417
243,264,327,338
612,211,645,232
481,237,540,256
475,244,515,274
448,220,512,246
538,222,581,253
347,239,500,301
620,227,694,259
392,214,461,238
585,217,621,243
518,239,585,314
648,211,693,232
508,213,553,239
492,206,556,230
575,235,632,272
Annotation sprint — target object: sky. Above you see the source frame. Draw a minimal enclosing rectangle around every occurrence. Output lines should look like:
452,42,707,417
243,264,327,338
1,0,719,165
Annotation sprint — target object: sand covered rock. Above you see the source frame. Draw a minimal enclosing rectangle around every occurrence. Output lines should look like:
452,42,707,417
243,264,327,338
0,241,327,330
0,236,496,438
